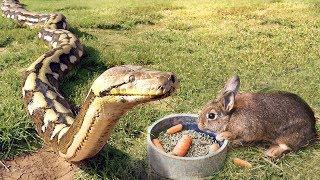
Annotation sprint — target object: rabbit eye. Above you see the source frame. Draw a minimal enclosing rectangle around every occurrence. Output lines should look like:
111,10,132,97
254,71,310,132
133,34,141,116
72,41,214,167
206,113,217,120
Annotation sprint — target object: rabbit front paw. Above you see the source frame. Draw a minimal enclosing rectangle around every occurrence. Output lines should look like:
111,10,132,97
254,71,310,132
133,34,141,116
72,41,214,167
216,131,236,141
265,144,291,158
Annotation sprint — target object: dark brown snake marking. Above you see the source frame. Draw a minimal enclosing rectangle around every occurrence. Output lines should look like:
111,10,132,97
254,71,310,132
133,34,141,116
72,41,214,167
1,0,178,161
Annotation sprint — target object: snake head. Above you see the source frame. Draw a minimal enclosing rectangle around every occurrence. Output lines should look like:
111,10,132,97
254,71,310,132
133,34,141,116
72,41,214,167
91,65,179,104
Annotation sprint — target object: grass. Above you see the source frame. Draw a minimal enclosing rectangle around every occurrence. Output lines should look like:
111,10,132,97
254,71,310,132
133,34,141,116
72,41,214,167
1,0,320,179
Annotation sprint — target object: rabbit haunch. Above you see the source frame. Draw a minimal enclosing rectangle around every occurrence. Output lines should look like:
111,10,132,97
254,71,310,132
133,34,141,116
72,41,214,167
198,75,317,158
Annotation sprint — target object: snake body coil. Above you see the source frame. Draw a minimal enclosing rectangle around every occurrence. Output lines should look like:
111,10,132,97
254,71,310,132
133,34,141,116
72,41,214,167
2,0,178,161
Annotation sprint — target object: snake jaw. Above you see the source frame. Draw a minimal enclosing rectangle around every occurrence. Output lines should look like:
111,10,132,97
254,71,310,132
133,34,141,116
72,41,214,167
116,84,178,104
150,84,178,100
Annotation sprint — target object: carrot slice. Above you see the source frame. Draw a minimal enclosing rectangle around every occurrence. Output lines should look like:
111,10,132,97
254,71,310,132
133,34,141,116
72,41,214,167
233,158,252,168
152,138,165,152
209,143,220,153
166,124,183,135
171,135,192,157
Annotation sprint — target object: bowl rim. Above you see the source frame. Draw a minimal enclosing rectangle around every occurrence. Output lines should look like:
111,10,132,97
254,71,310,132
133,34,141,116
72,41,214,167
147,113,229,161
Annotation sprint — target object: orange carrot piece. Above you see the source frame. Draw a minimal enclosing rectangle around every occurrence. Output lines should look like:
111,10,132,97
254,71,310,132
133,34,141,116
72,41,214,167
209,143,220,153
233,158,252,168
166,124,183,135
171,135,193,157
152,138,165,151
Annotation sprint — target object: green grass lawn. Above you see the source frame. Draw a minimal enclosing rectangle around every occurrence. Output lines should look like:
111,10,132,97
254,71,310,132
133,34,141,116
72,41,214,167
1,0,320,179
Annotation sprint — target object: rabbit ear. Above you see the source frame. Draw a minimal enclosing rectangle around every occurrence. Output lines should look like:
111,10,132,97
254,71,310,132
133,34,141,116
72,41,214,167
217,75,240,100
222,91,235,112
223,75,240,94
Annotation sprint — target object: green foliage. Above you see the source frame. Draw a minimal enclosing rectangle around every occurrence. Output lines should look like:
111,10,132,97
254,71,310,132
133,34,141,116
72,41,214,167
1,0,320,179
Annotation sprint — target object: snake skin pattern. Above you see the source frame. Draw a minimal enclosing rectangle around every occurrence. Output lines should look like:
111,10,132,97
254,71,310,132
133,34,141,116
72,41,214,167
1,0,178,161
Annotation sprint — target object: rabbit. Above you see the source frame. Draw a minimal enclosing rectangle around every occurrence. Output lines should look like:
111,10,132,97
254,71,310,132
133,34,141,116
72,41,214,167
198,75,317,158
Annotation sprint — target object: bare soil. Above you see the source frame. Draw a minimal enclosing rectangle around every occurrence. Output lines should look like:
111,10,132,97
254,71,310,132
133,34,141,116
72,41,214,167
0,148,78,180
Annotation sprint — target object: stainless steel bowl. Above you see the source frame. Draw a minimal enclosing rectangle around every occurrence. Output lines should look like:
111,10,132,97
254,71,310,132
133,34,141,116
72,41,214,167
147,114,228,179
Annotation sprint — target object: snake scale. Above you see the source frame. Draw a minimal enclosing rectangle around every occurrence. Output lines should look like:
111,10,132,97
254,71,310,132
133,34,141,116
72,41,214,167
1,0,178,162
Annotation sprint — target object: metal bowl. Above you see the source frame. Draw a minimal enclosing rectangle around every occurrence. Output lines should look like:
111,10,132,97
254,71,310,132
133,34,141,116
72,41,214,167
147,114,228,179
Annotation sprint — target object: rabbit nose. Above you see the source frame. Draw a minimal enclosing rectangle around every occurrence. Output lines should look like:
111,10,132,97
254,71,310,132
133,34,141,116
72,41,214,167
198,121,206,131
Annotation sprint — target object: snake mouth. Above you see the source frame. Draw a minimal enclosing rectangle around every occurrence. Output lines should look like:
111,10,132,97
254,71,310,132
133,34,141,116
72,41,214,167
150,86,177,100
109,86,177,101
104,85,177,105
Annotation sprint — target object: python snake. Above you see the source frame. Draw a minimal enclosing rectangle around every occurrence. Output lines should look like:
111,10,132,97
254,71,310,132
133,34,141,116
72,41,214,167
1,0,178,162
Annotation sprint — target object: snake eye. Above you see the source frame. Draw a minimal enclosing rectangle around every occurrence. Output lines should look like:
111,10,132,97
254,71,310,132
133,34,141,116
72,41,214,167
206,113,217,120
129,75,135,82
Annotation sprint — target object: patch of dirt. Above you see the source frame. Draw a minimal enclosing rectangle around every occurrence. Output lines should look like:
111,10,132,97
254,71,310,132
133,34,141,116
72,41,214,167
0,148,79,180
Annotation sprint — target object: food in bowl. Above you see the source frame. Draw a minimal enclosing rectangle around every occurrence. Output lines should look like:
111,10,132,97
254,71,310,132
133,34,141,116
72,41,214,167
152,123,221,157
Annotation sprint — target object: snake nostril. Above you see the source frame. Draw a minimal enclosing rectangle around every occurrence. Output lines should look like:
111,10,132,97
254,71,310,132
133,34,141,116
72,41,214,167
170,75,175,83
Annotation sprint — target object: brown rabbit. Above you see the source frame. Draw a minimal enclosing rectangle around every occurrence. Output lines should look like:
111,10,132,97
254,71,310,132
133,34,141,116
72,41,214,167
198,75,317,158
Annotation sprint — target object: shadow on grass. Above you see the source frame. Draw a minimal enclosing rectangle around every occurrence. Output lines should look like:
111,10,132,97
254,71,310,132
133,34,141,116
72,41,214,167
79,145,148,179
94,20,156,31
60,45,110,102
77,45,108,72
0,36,13,47
69,26,97,40
55,6,89,12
